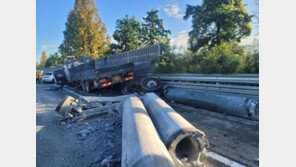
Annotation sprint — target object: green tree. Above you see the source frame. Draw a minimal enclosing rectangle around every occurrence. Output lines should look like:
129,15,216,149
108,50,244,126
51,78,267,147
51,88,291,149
197,41,245,74
59,0,110,60
151,52,183,74
112,15,142,52
36,62,40,70
45,52,64,68
151,41,254,74
39,51,48,69
142,9,171,46
237,52,259,73
184,0,252,52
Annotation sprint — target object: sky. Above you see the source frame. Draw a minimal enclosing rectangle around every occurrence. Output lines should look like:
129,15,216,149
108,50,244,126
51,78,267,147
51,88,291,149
36,0,258,62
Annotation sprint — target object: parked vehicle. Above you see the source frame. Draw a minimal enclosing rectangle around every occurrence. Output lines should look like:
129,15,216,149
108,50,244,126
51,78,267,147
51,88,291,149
42,72,55,83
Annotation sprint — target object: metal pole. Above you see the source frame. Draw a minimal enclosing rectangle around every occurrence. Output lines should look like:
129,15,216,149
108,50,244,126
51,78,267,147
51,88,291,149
164,88,259,121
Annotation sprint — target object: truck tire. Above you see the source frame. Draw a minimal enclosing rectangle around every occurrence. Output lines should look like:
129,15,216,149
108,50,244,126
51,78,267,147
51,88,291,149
140,77,161,92
85,81,93,93
121,84,131,95
81,81,86,91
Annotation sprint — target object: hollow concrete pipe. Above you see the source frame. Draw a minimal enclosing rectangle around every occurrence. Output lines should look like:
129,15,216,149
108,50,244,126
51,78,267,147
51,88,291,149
164,88,259,121
122,97,175,167
142,93,209,167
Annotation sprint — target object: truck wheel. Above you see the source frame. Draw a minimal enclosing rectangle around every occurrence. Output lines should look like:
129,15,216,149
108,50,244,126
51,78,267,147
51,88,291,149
81,81,86,91
85,81,93,93
140,77,161,92
121,84,131,95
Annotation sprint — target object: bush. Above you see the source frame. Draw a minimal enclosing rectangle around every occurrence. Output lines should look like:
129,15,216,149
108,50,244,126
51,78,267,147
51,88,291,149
151,41,259,74
197,42,244,74
151,52,182,74
237,52,259,73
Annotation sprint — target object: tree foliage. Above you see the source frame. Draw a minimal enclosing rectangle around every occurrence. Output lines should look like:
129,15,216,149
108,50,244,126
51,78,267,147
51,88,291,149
184,0,252,52
237,52,259,73
59,0,110,60
196,41,244,73
152,41,258,74
142,9,171,46
38,51,48,69
108,9,171,54
45,52,64,68
151,52,183,74
112,15,142,53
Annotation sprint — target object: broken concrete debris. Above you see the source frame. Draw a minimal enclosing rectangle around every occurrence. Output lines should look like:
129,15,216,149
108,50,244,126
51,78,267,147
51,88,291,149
55,94,129,123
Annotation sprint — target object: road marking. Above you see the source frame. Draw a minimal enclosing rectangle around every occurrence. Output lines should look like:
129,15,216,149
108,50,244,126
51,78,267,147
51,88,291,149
205,150,246,167
63,87,86,100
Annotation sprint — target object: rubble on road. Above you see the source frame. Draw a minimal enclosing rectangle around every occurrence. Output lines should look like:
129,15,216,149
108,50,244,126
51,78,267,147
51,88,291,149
45,84,63,91
53,94,129,167
55,94,134,123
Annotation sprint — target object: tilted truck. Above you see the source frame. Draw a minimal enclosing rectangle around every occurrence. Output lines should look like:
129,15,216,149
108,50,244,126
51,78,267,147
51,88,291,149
54,44,162,93
62,57,134,93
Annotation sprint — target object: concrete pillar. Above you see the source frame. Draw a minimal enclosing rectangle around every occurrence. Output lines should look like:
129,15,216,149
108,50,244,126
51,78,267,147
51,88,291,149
122,97,175,167
164,88,259,121
142,93,209,167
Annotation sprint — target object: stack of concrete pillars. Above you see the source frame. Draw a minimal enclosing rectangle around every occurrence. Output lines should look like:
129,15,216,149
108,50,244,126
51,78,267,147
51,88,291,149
122,97,175,167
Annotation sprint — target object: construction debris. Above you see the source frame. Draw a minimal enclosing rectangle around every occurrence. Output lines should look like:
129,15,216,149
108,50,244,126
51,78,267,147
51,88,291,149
45,84,63,91
55,96,81,119
55,95,127,123
71,111,109,123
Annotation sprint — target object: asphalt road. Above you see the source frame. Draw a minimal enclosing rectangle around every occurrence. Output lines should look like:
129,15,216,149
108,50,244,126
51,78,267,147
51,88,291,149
36,84,122,167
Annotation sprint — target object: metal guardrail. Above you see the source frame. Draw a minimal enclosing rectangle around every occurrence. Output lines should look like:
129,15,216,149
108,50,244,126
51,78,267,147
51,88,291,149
156,73,259,85
155,73,259,97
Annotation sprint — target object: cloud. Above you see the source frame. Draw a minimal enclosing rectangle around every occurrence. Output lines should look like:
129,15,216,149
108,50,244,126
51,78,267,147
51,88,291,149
239,36,259,54
41,45,59,50
164,4,184,19
110,36,118,44
170,30,189,54
239,36,259,46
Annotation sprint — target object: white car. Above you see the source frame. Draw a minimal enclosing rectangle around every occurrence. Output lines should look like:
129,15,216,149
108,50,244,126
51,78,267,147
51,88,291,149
42,72,55,83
